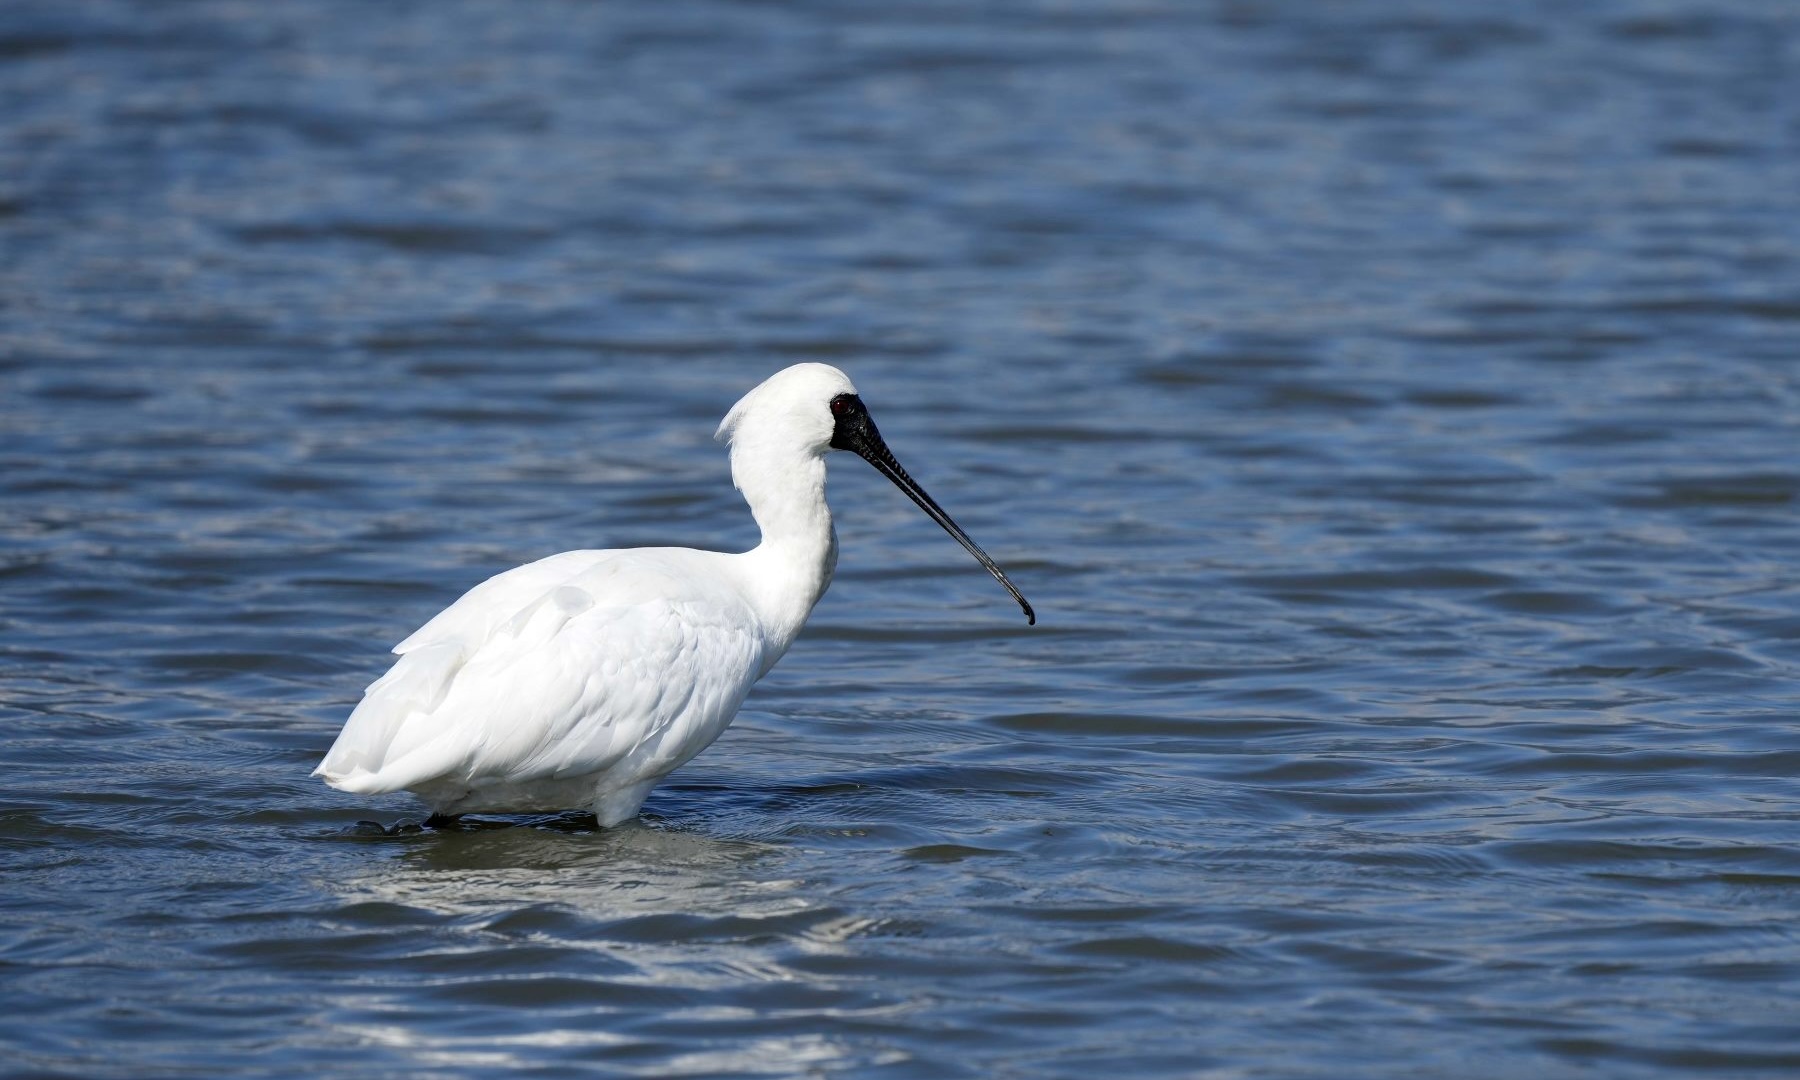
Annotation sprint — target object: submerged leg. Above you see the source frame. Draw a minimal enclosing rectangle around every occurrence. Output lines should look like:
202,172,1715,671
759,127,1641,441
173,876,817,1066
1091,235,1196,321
423,812,463,829
591,779,659,828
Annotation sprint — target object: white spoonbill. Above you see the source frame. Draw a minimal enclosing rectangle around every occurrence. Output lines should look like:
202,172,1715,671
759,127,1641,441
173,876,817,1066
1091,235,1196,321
314,363,1034,825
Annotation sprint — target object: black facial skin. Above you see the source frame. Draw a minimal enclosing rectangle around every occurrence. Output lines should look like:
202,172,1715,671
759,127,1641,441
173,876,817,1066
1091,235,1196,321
828,392,1036,626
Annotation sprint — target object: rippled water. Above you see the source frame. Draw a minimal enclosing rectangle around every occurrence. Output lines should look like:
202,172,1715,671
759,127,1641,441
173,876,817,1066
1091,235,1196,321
4,1,1799,1076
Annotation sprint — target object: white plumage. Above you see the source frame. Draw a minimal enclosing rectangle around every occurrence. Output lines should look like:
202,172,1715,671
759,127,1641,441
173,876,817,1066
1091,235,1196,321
314,363,1032,826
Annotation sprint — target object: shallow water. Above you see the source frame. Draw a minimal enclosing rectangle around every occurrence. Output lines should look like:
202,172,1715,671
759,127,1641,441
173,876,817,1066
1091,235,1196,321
3,1,1799,1076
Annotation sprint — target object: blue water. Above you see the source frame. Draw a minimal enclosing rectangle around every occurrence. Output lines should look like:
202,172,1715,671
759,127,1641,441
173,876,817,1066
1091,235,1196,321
3,1,1799,1076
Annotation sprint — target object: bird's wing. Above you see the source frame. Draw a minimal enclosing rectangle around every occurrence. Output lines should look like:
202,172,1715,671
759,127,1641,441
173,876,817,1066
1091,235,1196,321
315,552,764,797
313,549,612,783
392,549,613,655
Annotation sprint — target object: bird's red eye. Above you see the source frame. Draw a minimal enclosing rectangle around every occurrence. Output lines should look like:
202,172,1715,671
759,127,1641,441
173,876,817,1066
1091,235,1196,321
830,396,849,416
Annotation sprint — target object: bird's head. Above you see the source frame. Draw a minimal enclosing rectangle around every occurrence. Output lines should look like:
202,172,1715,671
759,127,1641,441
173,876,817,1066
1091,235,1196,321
717,363,1035,626
715,362,859,459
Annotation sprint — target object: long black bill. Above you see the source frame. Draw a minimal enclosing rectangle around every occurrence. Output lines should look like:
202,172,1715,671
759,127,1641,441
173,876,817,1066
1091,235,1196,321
829,393,1035,626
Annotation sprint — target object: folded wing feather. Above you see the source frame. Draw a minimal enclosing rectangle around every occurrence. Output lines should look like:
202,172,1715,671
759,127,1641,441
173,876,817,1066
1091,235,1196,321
315,549,764,797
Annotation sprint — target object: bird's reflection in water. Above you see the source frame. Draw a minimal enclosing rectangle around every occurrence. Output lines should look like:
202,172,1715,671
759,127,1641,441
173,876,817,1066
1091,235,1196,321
320,813,894,1073
337,814,792,923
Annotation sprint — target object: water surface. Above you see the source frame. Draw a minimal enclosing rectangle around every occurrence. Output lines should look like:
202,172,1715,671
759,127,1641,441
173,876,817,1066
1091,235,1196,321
3,1,1799,1077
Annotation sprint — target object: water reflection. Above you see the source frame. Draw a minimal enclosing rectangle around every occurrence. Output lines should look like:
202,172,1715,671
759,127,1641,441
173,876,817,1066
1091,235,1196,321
334,822,797,932
318,823,897,1073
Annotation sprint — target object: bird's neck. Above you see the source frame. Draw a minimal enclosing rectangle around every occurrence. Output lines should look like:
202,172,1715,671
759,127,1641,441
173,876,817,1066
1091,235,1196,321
732,444,838,657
